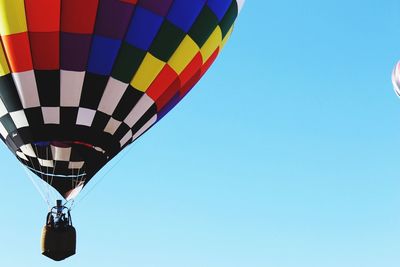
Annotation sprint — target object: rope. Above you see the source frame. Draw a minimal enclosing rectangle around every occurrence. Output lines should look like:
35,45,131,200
45,146,55,205
26,152,51,208
76,163,85,188
45,147,50,203
22,165,50,207
32,144,56,205
72,144,134,208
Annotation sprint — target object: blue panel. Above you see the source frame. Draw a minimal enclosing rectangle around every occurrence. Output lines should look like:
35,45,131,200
34,141,50,147
166,0,206,32
206,0,233,21
125,7,164,51
88,35,121,75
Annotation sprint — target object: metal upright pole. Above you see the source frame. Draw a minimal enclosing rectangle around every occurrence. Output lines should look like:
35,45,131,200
56,200,63,214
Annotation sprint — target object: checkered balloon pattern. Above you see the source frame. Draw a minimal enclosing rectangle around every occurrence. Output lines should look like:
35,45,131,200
0,0,244,199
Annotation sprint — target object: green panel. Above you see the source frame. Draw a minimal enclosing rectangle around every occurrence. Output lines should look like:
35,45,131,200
188,6,219,47
149,21,186,62
219,1,238,38
111,42,146,83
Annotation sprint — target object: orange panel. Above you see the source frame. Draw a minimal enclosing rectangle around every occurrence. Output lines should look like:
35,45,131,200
1,32,33,72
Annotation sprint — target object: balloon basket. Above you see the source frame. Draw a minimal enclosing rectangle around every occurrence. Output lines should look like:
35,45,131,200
41,224,76,261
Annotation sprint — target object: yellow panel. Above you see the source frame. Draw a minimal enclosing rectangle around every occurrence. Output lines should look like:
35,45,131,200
168,36,199,74
130,53,165,92
201,26,222,62
221,26,234,50
0,42,9,76
0,0,27,35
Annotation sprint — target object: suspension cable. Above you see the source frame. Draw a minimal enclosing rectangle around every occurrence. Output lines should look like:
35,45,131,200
21,165,50,207
72,144,134,208
26,152,51,207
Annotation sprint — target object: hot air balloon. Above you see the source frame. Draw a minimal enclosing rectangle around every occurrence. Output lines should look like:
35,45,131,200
392,61,400,97
0,0,244,260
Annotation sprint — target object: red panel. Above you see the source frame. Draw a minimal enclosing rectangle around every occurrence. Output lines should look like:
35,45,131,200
201,48,219,76
155,78,180,111
29,32,59,70
1,33,33,72
178,52,203,86
120,0,138,4
179,70,201,98
146,65,178,101
72,141,94,148
61,0,99,34
25,0,61,32
180,48,220,99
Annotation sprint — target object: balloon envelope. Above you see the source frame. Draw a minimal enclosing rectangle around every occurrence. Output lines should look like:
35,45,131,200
0,0,244,199
392,61,400,97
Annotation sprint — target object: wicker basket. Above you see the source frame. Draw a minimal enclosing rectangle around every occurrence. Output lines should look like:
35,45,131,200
41,225,76,261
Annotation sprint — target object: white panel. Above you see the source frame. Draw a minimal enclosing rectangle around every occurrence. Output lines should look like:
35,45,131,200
0,122,8,138
76,108,96,127
98,78,127,115
20,144,36,157
42,107,60,124
60,70,85,107
0,98,7,117
124,94,154,127
132,115,157,141
236,0,245,13
12,71,40,108
16,151,28,161
38,159,54,168
120,130,132,147
66,184,84,201
94,146,106,153
51,146,71,161
104,117,122,135
68,161,84,169
9,110,29,128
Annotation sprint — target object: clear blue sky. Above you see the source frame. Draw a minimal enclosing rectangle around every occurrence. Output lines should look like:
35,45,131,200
2,1,400,266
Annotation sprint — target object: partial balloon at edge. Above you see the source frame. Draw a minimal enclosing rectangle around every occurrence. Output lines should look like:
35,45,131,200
392,61,400,97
